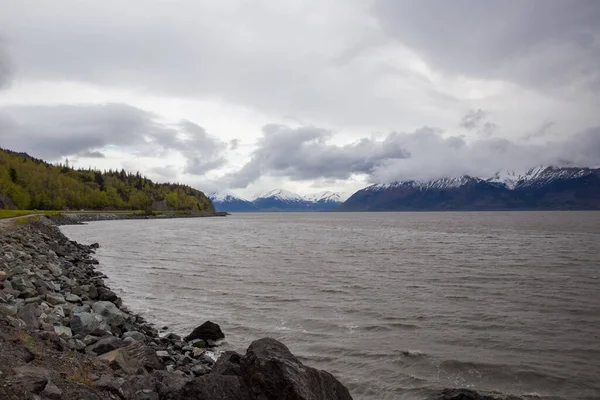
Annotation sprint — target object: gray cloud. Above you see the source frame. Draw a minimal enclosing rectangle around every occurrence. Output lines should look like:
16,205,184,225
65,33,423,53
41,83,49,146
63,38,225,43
224,124,411,188
0,103,226,175
373,0,600,91
0,38,11,89
223,124,600,187
372,126,600,183
460,109,486,131
79,150,105,158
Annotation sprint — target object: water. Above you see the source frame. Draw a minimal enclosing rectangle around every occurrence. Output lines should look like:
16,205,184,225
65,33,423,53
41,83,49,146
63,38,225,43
61,212,600,400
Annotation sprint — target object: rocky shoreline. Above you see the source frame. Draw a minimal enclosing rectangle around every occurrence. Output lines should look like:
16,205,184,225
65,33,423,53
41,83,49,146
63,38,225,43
50,212,228,226
0,216,506,400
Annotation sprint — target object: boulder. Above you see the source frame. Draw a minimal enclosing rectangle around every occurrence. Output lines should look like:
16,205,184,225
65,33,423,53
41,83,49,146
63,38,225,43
123,330,146,341
70,312,100,335
87,336,125,356
65,293,82,303
172,337,353,400
54,325,73,338
13,365,49,394
126,340,165,371
17,303,40,329
428,389,503,400
96,348,144,375
97,287,119,303
184,321,225,342
46,293,66,305
92,301,128,328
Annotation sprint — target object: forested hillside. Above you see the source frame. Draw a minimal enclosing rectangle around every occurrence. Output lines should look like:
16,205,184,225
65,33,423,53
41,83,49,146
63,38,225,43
0,148,215,212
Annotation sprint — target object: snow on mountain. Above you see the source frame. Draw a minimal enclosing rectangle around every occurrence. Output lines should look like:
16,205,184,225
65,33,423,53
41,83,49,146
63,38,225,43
366,176,477,192
208,190,250,203
252,189,304,202
303,191,350,203
487,166,592,189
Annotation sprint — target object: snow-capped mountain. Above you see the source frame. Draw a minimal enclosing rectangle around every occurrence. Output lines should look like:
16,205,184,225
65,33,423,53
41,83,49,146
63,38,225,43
487,166,594,189
252,189,313,211
208,191,259,212
303,191,351,204
209,189,348,212
341,166,600,211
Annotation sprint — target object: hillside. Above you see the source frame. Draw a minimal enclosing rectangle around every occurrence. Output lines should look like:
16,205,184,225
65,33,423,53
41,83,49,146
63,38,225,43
0,148,214,213
340,167,600,211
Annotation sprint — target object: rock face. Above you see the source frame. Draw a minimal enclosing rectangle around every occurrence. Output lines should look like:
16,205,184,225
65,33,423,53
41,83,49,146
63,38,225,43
184,320,225,342
174,338,353,400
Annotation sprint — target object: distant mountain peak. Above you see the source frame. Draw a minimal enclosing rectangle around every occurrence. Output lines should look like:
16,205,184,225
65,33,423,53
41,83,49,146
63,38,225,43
252,189,303,201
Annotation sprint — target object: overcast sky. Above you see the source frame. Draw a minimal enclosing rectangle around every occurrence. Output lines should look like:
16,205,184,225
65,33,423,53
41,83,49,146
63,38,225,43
0,0,599,198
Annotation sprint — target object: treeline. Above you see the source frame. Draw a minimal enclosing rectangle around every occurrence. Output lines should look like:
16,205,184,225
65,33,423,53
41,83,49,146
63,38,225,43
0,148,215,213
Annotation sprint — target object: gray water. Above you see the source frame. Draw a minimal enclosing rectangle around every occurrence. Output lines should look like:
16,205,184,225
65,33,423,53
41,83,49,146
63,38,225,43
62,212,600,400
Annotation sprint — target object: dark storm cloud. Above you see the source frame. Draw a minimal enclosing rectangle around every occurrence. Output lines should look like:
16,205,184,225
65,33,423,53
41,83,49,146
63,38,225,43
0,103,226,175
373,0,600,91
224,124,411,188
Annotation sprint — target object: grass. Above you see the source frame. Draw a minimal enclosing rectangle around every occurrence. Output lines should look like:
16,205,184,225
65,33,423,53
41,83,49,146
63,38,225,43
66,362,95,387
12,330,42,355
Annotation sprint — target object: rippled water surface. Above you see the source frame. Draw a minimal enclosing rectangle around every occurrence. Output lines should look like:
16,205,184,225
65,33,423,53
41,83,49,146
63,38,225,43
62,212,600,400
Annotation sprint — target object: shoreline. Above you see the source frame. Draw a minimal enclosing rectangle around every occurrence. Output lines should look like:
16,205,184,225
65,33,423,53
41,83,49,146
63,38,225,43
0,216,506,400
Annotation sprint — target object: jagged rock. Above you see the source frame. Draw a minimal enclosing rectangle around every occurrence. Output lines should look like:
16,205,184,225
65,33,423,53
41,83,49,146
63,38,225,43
13,365,49,394
87,336,125,356
54,325,73,338
42,381,63,400
93,375,137,399
171,338,352,400
92,301,128,328
46,293,66,305
17,303,40,329
97,347,144,375
70,312,101,335
191,363,211,376
126,341,165,371
152,370,190,400
65,293,82,303
184,321,224,342
90,242,100,249
19,287,39,299
122,330,145,341
97,287,119,303
428,389,504,400
10,276,29,291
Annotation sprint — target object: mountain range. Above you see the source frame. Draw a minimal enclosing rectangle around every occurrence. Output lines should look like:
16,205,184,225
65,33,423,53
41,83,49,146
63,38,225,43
209,189,350,212
340,166,600,211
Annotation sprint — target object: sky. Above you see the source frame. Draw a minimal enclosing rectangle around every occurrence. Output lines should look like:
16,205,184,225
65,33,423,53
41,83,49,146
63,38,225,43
0,0,599,199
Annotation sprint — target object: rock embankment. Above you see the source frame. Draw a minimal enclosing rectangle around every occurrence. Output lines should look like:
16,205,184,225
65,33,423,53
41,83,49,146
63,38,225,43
50,212,228,226
0,218,351,400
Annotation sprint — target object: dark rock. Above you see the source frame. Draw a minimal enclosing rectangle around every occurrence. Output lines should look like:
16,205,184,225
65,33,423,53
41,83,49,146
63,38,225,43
13,365,48,394
96,347,144,375
175,375,252,400
122,330,145,341
97,287,119,303
93,375,136,400
41,381,63,400
240,338,353,400
184,321,225,342
126,341,165,371
428,389,503,400
152,370,190,400
70,312,100,335
87,336,125,356
169,338,352,400
90,242,100,249
210,351,242,376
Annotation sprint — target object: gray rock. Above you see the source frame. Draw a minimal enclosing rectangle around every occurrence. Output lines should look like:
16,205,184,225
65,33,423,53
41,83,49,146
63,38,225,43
41,381,62,400
11,276,29,291
69,312,100,335
46,263,63,277
13,365,49,394
17,303,40,329
54,325,73,338
191,363,211,376
92,301,128,329
156,350,170,359
87,336,125,356
123,330,146,341
96,348,144,375
72,304,91,314
19,288,39,299
93,375,136,399
0,304,18,317
127,341,165,372
0,271,7,281
45,293,66,305
65,293,82,303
